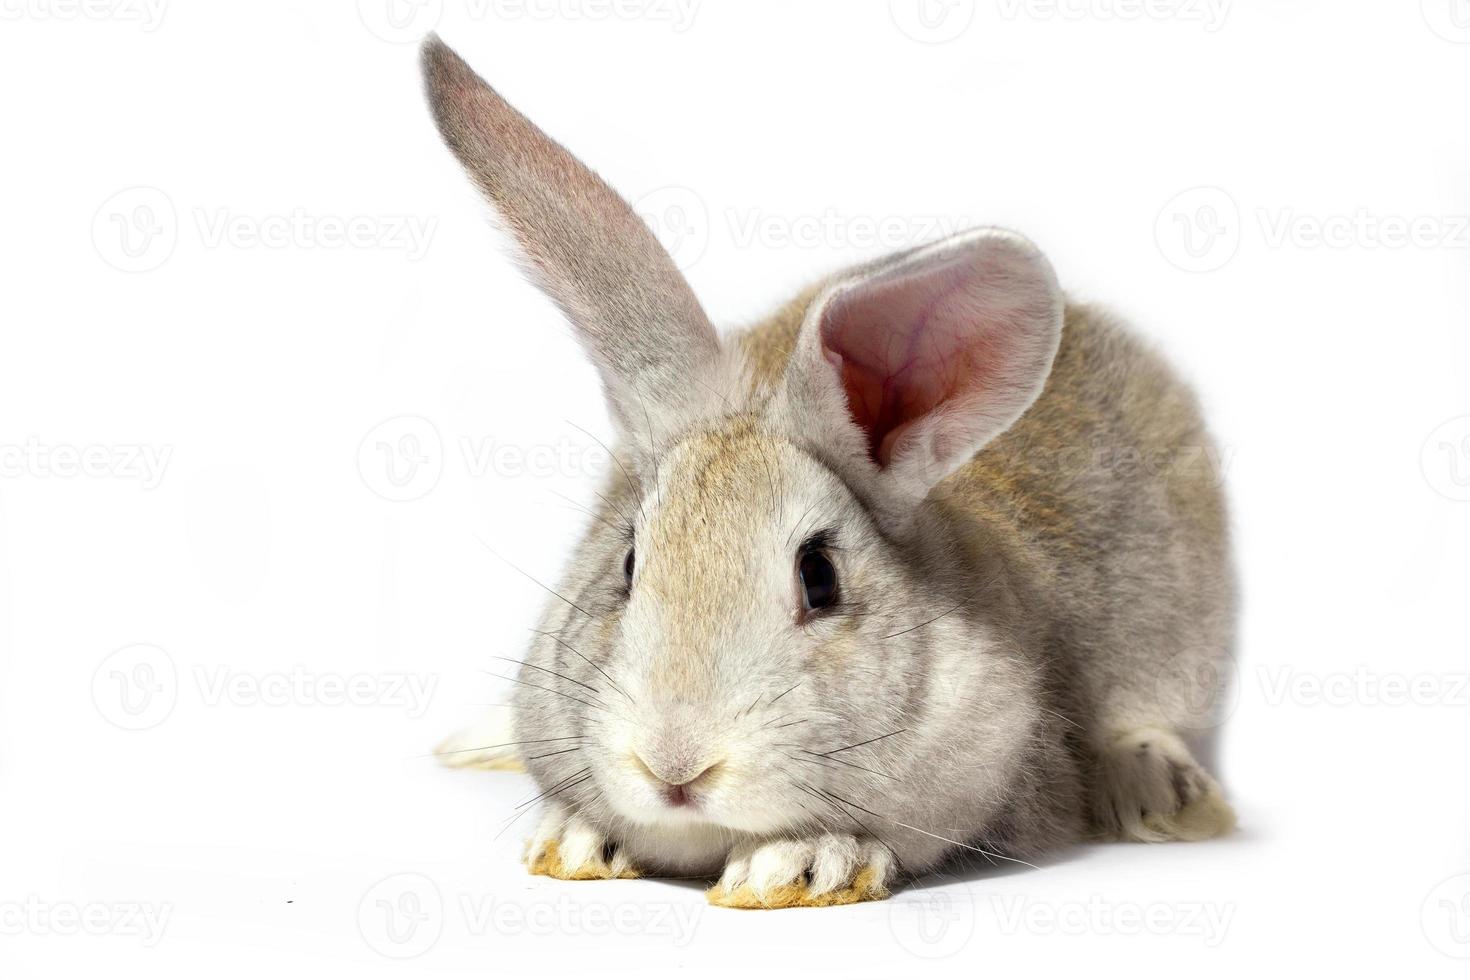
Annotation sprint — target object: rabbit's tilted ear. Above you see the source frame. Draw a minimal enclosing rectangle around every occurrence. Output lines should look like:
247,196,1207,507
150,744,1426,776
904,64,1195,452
420,35,719,439
784,229,1063,506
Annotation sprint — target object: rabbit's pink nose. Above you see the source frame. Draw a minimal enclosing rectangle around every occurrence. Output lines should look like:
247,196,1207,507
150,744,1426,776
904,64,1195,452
630,752,722,806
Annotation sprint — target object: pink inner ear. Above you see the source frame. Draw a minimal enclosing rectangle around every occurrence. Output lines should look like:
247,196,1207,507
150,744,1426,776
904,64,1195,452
821,254,1007,466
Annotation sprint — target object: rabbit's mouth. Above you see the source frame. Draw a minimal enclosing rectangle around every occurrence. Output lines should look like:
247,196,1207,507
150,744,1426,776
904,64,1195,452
627,751,723,816
663,782,698,809
596,749,794,835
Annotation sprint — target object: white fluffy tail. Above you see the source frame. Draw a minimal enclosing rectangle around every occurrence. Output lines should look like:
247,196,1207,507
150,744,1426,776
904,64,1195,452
435,704,525,772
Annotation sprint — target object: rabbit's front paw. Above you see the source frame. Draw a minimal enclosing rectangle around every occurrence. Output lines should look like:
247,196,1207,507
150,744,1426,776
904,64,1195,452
524,806,640,880
707,834,892,909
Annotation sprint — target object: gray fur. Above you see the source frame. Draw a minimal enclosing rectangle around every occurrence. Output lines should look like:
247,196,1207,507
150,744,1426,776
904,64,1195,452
422,37,1236,891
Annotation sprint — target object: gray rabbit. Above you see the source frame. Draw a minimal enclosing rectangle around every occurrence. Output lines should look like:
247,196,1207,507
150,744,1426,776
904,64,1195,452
423,35,1236,909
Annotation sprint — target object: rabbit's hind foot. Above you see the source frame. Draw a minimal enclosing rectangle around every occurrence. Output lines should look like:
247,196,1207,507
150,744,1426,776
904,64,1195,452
1092,727,1236,843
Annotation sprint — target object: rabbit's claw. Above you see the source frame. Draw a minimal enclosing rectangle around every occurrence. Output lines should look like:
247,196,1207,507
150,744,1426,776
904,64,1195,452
524,806,640,880
707,834,892,909
1094,728,1236,843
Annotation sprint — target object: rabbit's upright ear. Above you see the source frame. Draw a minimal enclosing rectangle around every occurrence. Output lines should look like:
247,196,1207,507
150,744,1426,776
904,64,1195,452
782,229,1063,508
421,36,719,442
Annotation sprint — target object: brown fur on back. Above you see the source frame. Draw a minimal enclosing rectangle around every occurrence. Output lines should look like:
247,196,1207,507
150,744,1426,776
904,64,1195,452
738,290,1235,808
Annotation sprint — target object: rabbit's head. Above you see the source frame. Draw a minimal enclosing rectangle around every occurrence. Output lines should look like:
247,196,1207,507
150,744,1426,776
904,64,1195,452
423,37,1063,839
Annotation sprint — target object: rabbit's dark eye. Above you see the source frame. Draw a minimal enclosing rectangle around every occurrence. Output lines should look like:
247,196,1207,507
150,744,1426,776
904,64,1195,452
799,550,838,611
623,547,635,587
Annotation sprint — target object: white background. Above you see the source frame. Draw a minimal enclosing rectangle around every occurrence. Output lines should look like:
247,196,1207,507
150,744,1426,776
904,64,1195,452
2,0,1469,976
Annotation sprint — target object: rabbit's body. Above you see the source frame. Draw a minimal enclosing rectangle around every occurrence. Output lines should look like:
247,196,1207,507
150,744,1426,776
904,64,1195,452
740,290,1236,847
422,36,1236,907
